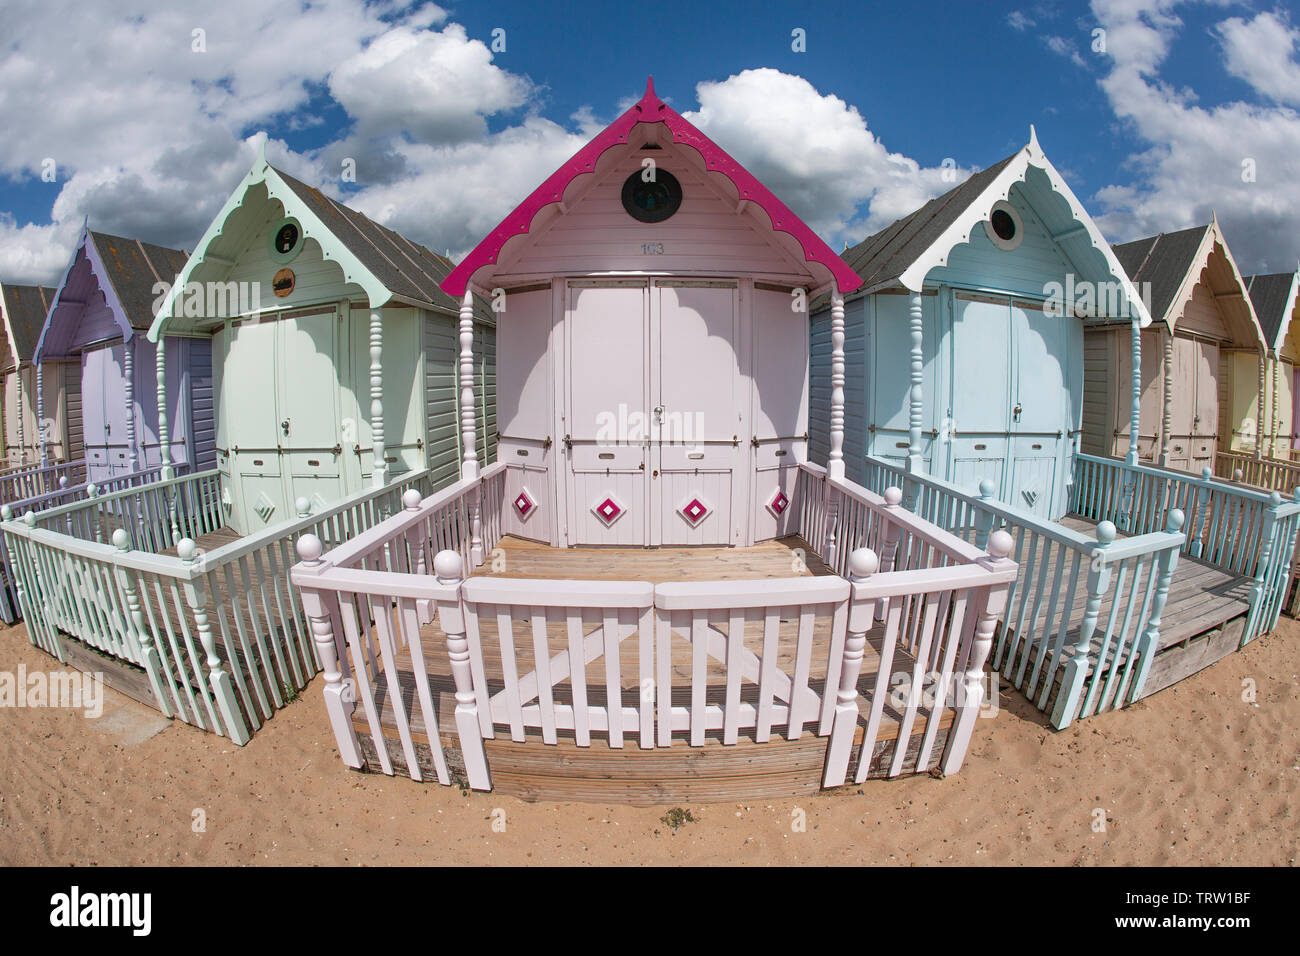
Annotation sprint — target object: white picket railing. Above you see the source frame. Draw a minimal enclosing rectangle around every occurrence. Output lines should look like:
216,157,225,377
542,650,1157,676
2,467,437,743
291,461,1017,793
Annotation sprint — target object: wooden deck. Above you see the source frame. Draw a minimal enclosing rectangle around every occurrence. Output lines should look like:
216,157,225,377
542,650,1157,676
355,535,954,803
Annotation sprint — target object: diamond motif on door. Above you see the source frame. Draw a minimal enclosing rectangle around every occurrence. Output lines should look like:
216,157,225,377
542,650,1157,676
767,488,789,518
592,493,626,527
678,495,711,527
253,492,276,524
513,487,537,520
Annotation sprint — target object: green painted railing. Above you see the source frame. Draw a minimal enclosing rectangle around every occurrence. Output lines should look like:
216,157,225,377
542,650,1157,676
858,456,1185,728
1072,454,1300,643
2,468,436,743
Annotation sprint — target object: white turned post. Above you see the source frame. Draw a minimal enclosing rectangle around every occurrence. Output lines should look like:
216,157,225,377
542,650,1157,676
178,538,249,744
1271,358,1281,459
369,309,386,488
35,363,46,464
123,340,137,473
112,528,170,715
907,291,924,474
15,369,24,466
823,547,879,787
942,529,1014,774
828,283,846,481
1256,353,1266,459
1159,329,1173,466
435,550,490,790
156,338,171,480
1127,318,1141,465
458,291,479,480
295,533,364,768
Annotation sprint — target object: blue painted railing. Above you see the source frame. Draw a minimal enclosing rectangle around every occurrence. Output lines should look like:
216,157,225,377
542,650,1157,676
1072,454,1300,643
857,456,1185,728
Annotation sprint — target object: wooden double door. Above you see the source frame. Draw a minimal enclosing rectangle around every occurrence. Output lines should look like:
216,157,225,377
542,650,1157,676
564,279,743,547
1164,334,1219,473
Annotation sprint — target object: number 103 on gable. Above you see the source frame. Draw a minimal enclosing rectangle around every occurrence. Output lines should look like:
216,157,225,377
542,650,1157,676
641,242,664,255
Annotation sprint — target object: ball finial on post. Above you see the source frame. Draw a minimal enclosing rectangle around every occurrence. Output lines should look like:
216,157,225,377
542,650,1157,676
1201,467,1213,481
23,511,35,527
847,547,879,579
1096,521,1117,546
111,528,130,552
883,486,903,507
296,533,324,565
176,538,198,563
0,505,11,521
978,478,996,499
86,483,97,498
1165,508,1185,533
402,488,422,511
434,549,464,583
295,497,311,519
988,529,1014,559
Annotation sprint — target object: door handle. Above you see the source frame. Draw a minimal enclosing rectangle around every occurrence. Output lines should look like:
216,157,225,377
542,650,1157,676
653,405,665,425
1012,403,1022,422
281,418,290,437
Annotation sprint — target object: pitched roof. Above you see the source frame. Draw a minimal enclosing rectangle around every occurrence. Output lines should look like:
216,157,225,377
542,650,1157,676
1244,272,1298,350
88,231,190,331
1,284,56,367
441,77,861,297
838,153,1019,293
273,167,464,314
1112,225,1210,326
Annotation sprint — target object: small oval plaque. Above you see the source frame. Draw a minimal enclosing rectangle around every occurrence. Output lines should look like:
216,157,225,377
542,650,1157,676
273,267,296,298
516,449,529,457
687,452,704,460
598,452,615,460
775,449,788,457
974,443,987,450
308,459,320,466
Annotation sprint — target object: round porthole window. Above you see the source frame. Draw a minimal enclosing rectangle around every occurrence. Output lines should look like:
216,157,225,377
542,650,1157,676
621,168,683,223
269,217,304,263
983,200,1024,251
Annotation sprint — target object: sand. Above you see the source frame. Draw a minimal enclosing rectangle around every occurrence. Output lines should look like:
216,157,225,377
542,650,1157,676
0,617,1296,866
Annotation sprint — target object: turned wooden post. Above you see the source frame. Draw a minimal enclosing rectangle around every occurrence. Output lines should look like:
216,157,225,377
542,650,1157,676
1189,467,1214,559
1243,491,1283,645
1159,329,1173,466
828,282,846,481
369,310,386,488
112,528,170,716
15,368,24,466
823,547,878,787
1052,521,1115,728
907,290,924,475
942,529,1014,774
295,533,364,768
1129,509,1184,702
178,538,249,744
123,340,137,474
156,338,172,480
1256,351,1267,459
434,550,490,790
458,291,479,481
1127,318,1141,465
35,363,46,465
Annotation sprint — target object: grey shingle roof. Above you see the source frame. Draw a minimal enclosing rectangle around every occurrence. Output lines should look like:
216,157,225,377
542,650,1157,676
1112,225,1209,325
838,153,1020,296
273,167,473,317
1244,272,1296,348
2,284,55,367
89,231,190,331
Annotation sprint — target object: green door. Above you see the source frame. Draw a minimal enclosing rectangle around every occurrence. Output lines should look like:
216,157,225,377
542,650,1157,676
277,307,344,514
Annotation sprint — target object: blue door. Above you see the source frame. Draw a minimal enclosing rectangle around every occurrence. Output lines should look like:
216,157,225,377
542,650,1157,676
946,294,1011,498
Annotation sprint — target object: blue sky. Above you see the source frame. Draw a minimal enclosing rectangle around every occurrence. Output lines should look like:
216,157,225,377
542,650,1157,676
2,0,1299,284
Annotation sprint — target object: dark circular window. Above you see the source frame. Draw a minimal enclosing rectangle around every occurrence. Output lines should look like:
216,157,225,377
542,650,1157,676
621,168,683,223
990,208,1017,242
274,221,300,255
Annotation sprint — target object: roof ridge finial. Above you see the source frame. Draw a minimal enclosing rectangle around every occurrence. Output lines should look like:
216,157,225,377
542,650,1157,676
638,75,666,115
1028,124,1039,153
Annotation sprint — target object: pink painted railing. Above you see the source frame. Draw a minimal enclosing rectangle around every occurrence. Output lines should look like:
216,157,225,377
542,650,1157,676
291,462,1017,793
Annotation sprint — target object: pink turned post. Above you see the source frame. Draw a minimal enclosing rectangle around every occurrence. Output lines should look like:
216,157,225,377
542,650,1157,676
458,291,478,481
823,547,879,787
295,533,364,768
434,549,490,791
941,529,1014,775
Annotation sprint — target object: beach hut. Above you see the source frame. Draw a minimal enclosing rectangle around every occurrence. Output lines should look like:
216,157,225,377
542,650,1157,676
809,129,1150,520
0,282,75,468
1082,220,1265,473
284,78,1024,800
150,150,497,534
34,227,212,483
1244,269,1300,460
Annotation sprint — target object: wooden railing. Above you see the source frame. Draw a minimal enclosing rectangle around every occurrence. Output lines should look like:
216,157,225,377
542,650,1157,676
0,458,86,503
1214,449,1300,495
291,462,1017,792
1072,454,1300,643
0,463,178,624
2,468,436,743
857,456,1187,728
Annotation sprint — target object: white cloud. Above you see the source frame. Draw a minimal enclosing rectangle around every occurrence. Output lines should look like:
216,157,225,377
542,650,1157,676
683,69,968,245
1215,11,1300,108
1008,11,1037,31
1089,0,1300,273
1045,35,1087,67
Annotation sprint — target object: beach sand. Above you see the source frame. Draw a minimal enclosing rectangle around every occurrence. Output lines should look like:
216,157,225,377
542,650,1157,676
1,617,1295,866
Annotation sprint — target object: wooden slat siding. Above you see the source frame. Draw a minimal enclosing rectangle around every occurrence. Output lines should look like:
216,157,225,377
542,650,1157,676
422,313,460,489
